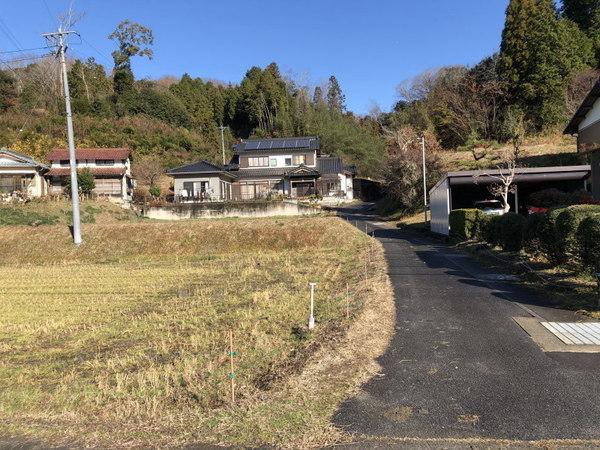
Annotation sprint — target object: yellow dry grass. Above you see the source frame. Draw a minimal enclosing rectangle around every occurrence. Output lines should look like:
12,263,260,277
0,217,394,448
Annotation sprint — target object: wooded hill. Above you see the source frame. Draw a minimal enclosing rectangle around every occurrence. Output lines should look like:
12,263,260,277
0,0,598,210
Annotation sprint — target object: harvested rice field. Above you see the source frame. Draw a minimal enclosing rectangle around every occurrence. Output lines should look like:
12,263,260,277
0,216,394,448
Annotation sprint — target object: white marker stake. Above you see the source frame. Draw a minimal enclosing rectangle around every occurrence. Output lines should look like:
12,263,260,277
308,282,316,330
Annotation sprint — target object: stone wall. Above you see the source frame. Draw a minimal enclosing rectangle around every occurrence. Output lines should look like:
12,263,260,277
142,200,320,220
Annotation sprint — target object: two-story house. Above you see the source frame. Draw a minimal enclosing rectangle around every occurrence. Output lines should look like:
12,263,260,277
565,78,600,199
167,137,355,201
46,147,133,202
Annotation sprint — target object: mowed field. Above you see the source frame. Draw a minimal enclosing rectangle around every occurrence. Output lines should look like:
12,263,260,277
0,216,394,447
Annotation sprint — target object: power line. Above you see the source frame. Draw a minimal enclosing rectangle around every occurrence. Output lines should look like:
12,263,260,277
0,46,52,55
0,17,23,50
41,0,55,25
80,35,111,66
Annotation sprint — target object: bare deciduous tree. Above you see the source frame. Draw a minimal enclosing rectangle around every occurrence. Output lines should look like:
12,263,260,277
475,109,525,212
133,155,164,188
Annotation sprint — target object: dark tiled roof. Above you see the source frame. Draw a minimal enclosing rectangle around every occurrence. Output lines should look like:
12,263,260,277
236,168,290,178
167,160,227,175
47,167,126,177
565,78,600,134
287,164,320,177
235,165,321,179
0,148,48,169
48,148,130,161
233,136,319,153
317,156,356,175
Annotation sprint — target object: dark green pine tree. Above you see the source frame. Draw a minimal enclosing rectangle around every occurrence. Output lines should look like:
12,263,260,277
561,0,600,31
499,0,594,129
326,75,345,113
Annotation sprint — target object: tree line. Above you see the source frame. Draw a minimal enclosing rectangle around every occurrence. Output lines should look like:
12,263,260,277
0,0,598,212
0,19,384,176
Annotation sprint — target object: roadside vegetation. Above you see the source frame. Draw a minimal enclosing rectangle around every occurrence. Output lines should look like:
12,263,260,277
0,217,394,447
447,201,600,318
0,199,140,226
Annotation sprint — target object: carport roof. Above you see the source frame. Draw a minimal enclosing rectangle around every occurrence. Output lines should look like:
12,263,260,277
431,165,591,191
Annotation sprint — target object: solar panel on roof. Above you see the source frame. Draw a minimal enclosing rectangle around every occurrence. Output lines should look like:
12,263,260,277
298,138,310,147
245,141,260,150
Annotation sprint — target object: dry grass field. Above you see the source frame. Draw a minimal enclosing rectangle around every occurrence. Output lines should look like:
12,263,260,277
0,217,394,448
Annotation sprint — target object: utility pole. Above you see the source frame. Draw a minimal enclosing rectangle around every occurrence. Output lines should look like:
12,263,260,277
43,27,82,245
219,125,227,165
421,136,428,224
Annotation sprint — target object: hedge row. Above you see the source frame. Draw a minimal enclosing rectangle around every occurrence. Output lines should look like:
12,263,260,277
449,205,600,271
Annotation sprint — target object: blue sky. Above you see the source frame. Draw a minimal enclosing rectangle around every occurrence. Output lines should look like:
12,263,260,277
2,0,508,114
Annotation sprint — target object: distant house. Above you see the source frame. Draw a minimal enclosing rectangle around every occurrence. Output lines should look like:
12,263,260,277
46,147,133,202
167,137,356,201
565,78,600,199
166,160,237,202
0,148,48,198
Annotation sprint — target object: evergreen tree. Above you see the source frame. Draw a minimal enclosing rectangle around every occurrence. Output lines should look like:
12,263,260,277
498,0,594,129
326,75,345,113
561,0,600,31
312,86,325,106
108,20,154,98
0,69,16,112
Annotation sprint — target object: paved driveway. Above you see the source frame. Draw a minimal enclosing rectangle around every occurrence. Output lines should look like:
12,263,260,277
334,208,600,446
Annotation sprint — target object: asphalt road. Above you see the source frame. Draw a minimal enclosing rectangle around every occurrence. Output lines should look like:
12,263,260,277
333,205,600,446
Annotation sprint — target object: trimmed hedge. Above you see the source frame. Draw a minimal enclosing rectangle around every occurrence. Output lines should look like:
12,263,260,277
523,212,546,255
499,212,527,252
449,209,484,240
537,208,565,263
478,214,502,247
554,205,600,263
576,215,600,271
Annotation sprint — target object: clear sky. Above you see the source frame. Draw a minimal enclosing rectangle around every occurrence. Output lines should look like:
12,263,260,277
2,0,509,114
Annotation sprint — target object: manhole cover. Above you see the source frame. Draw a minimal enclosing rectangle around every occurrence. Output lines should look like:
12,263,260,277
541,322,600,345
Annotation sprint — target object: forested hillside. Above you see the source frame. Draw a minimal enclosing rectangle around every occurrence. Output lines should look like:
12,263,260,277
0,0,599,210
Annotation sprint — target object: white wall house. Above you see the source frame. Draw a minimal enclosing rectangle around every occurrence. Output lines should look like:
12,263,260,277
565,79,600,199
167,138,356,202
0,148,48,199
167,160,236,202
46,147,133,202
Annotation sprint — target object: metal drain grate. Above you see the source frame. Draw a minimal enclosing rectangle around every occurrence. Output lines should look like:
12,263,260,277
541,322,600,345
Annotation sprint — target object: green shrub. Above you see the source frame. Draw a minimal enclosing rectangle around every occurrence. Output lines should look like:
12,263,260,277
449,209,484,240
499,212,527,252
554,205,600,263
149,185,161,198
523,212,546,255
478,214,503,247
64,169,96,196
576,215,600,272
538,208,565,263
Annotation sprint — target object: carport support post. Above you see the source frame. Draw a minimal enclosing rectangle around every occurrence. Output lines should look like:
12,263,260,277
514,184,519,213
421,136,428,224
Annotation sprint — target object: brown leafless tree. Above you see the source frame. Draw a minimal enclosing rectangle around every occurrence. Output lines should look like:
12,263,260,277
475,109,524,212
133,155,164,188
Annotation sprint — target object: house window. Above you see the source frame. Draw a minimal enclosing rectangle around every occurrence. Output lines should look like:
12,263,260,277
60,160,70,166
96,159,115,166
293,155,305,165
270,158,277,167
285,157,292,166
248,156,269,167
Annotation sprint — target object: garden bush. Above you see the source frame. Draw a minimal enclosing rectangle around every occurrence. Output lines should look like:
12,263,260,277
537,208,566,263
449,209,484,240
554,205,600,263
523,212,546,255
576,215,600,272
478,214,502,247
498,212,527,252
